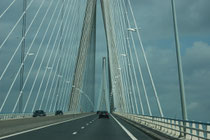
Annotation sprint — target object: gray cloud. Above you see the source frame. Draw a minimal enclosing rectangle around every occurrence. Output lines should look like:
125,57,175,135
131,0,210,43
144,40,210,121
0,0,209,122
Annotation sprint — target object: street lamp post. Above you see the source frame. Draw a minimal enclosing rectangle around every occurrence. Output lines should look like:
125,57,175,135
19,0,27,113
171,0,188,137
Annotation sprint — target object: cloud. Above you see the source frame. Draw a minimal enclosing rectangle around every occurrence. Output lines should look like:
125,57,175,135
176,0,210,35
183,41,210,95
131,0,210,43
184,41,210,74
143,41,210,121
187,102,199,111
124,0,210,121
1,0,210,122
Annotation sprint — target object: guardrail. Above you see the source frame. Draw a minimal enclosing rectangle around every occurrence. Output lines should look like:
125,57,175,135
115,112,210,140
0,113,33,120
0,111,75,121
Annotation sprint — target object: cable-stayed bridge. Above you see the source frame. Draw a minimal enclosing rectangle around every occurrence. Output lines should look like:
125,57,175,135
0,0,209,139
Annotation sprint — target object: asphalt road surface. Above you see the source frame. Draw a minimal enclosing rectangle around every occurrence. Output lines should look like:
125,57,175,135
1,114,155,140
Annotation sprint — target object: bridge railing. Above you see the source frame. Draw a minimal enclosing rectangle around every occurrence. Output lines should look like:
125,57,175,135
0,112,75,121
115,112,210,140
0,113,33,120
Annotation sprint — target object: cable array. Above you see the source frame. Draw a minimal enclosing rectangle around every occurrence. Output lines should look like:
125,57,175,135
0,0,88,113
101,0,164,117
0,0,163,116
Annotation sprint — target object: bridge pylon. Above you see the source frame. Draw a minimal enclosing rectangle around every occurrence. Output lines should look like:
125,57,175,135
68,0,97,113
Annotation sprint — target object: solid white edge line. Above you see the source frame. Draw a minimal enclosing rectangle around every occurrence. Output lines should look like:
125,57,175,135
111,114,138,140
0,114,94,140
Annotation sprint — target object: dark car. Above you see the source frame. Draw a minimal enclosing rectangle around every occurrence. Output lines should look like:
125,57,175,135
55,110,63,115
33,110,46,117
98,111,109,119
96,111,101,114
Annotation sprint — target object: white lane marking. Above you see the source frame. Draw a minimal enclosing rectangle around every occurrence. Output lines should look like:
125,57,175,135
89,121,92,123
111,114,138,140
72,132,77,135
81,126,85,129
0,114,94,140
86,123,89,126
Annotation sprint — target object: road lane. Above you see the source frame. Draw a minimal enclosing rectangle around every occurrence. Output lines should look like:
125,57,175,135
72,115,133,140
2,114,155,140
0,113,92,137
113,115,155,140
1,115,97,140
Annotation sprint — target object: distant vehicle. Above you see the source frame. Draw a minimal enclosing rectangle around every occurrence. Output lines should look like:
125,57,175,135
96,111,101,114
98,111,109,119
55,110,63,115
33,110,46,117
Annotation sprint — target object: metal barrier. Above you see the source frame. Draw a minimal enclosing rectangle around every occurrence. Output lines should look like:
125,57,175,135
0,113,33,120
115,112,210,140
0,111,75,121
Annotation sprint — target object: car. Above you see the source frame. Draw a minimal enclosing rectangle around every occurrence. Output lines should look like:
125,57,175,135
98,111,109,119
96,111,101,114
33,110,46,117
55,110,63,115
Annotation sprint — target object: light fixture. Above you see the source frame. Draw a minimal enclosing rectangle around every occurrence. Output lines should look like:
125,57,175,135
127,28,136,32
27,52,35,56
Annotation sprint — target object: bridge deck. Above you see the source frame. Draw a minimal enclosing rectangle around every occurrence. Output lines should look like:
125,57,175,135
0,114,154,140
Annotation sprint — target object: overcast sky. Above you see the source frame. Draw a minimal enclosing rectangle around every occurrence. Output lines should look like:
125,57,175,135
134,0,210,122
96,0,210,122
0,0,210,122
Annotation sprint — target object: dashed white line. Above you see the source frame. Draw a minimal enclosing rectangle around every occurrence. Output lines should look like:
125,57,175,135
0,114,94,140
111,114,138,140
89,121,92,123
72,132,77,135
86,123,89,126
81,126,85,129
